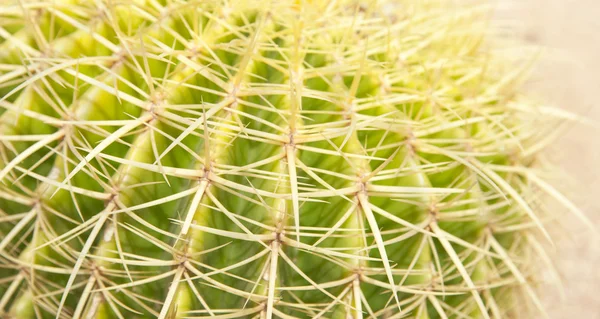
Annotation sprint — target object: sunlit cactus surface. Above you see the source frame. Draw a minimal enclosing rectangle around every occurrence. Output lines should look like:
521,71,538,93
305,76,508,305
0,0,581,318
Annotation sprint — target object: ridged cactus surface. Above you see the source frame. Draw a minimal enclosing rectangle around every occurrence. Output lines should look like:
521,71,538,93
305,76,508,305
0,1,581,318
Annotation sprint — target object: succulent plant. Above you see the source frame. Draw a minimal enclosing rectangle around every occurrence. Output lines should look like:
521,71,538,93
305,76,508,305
0,0,589,318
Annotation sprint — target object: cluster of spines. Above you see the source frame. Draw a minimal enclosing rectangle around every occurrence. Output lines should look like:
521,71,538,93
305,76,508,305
0,0,588,319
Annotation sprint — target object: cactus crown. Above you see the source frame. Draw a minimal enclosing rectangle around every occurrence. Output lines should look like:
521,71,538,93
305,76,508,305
0,0,584,318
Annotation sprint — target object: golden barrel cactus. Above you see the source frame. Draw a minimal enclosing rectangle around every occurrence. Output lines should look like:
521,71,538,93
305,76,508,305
0,0,587,318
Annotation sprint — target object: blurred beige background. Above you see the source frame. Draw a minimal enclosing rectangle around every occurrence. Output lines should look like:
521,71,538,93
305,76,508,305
496,0,600,318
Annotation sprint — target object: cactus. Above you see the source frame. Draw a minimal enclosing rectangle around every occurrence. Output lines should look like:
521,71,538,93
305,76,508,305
0,0,588,318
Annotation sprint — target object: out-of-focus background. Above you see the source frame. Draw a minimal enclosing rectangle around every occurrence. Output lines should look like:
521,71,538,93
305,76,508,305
495,0,600,318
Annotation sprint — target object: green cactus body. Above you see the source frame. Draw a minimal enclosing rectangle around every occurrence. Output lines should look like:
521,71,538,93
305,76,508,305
0,1,581,318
